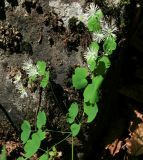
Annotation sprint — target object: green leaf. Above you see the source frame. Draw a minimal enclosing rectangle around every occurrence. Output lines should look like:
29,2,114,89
84,84,99,104
84,103,98,123
0,146,6,160
67,102,79,124
84,76,104,104
49,151,55,157
24,133,41,158
37,111,47,129
39,153,48,160
98,56,111,69
103,36,117,55
37,129,46,141
70,123,81,137
96,56,111,75
21,120,31,144
95,9,104,20
87,15,101,32
17,157,25,160
40,71,49,88
89,41,99,53
96,61,106,75
87,9,103,32
29,75,37,82
37,61,46,76
87,59,96,72
72,67,88,90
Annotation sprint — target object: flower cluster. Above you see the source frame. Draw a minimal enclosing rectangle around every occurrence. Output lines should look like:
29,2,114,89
84,47,98,62
49,0,99,27
11,58,39,98
22,59,38,78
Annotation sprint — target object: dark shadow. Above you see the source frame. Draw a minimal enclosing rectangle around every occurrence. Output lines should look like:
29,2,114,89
36,4,43,14
22,0,36,14
6,0,18,7
0,0,6,20
20,41,33,54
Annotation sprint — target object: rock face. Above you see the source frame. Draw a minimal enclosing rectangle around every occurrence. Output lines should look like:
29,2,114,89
0,0,87,136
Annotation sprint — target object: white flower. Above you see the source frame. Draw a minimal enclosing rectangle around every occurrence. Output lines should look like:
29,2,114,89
22,58,38,77
93,32,105,43
84,47,98,61
78,4,100,25
13,71,22,84
22,58,33,71
102,21,118,38
88,3,99,16
16,83,28,98
26,66,38,77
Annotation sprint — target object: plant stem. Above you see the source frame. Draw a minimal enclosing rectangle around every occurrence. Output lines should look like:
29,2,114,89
49,134,71,151
72,136,74,160
45,129,71,134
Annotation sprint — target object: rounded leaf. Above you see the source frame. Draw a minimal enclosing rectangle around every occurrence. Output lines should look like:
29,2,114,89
103,36,117,55
37,129,46,141
21,120,31,144
37,111,47,129
72,67,88,90
24,133,41,158
84,76,103,104
67,102,79,124
87,16,101,32
70,123,81,137
40,71,49,88
37,61,46,76
39,153,48,160
84,103,98,123
89,41,99,53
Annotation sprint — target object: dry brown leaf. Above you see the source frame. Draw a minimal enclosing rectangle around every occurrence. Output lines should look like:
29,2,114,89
134,110,143,121
0,141,21,156
106,139,122,156
125,123,143,156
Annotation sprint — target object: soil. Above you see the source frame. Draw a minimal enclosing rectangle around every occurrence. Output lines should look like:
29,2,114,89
0,0,143,160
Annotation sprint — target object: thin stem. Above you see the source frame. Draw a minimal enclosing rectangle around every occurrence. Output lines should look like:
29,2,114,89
38,148,47,152
49,134,71,151
72,136,74,160
45,129,71,134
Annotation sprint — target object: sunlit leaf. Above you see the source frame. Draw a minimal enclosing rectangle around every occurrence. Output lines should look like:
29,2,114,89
17,157,25,160
24,133,41,158
37,111,47,129
89,41,99,53
37,129,46,141
99,56,111,69
87,15,101,32
0,146,6,160
87,59,96,72
72,67,88,89
40,71,49,88
67,102,79,124
21,120,31,144
37,61,46,76
39,153,48,160
103,36,117,55
84,75,104,104
87,9,103,32
70,123,81,137
84,103,98,123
